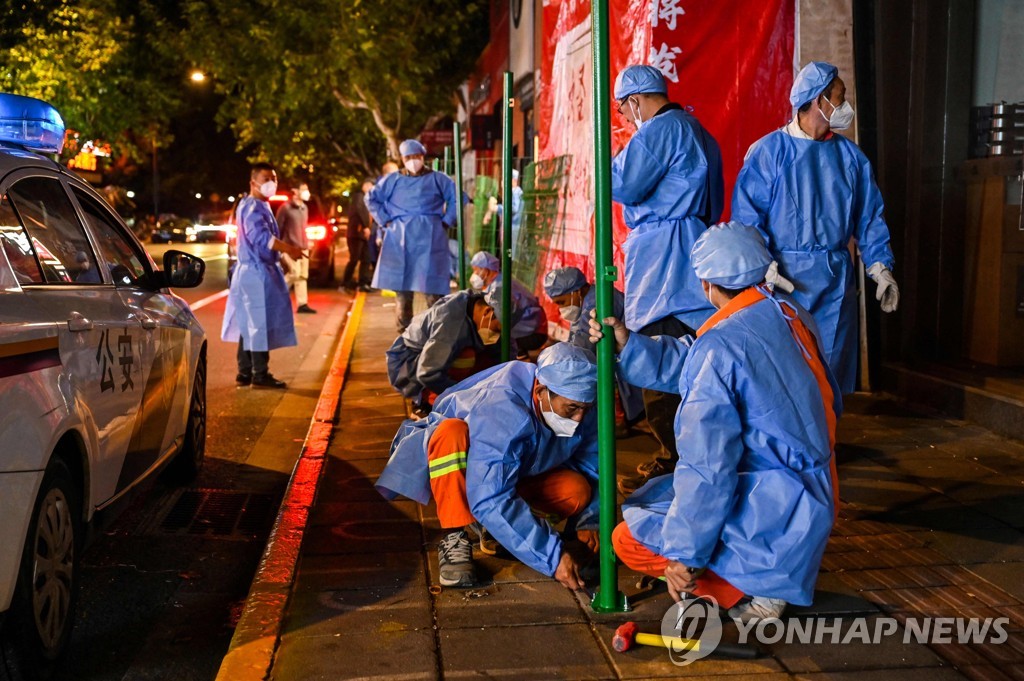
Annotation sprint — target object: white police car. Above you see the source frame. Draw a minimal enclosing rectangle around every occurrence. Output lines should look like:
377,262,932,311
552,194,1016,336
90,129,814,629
0,94,207,679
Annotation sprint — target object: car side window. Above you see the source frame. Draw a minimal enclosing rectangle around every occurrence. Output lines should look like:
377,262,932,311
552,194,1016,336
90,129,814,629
0,194,44,284
5,176,100,285
72,187,147,286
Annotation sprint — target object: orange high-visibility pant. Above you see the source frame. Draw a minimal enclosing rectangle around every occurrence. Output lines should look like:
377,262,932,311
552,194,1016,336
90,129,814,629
427,418,590,529
612,521,745,608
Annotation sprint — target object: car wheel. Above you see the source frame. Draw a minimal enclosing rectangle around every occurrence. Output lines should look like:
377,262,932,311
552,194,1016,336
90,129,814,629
165,353,206,483
1,458,79,681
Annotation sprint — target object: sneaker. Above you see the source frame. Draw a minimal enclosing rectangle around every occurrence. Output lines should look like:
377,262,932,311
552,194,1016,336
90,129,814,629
358,284,375,293
252,374,287,389
438,530,478,587
235,373,252,387
410,402,431,420
466,522,498,556
296,304,317,314
637,459,671,477
728,596,787,624
617,462,671,496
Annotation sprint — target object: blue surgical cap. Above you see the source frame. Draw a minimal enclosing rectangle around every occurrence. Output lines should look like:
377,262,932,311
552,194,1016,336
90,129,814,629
614,65,668,100
399,139,427,157
470,251,499,272
543,267,587,298
790,61,838,108
691,221,773,289
483,278,515,319
536,343,597,403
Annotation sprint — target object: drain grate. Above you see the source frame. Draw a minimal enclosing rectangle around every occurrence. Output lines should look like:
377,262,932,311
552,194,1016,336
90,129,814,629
145,489,278,539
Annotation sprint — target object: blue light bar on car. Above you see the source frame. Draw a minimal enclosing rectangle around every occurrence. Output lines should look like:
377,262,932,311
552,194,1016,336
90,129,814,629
0,93,65,154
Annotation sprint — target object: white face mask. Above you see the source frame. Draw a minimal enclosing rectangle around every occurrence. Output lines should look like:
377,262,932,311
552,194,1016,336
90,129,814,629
559,305,582,323
541,390,579,437
404,158,424,174
469,272,485,291
819,98,855,131
629,97,643,129
299,189,311,201
257,180,277,198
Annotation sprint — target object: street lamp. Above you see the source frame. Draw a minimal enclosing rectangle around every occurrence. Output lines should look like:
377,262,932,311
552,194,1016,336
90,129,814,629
190,70,206,83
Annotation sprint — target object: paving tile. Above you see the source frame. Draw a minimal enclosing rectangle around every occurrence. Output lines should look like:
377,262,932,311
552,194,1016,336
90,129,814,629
283,580,432,639
295,551,426,591
793,670,965,681
271,628,437,681
436,580,585,628
309,499,420,526
958,665,1015,681
438,624,614,679
904,528,1024,565
302,519,424,555
769,615,946,672
967,564,1024,603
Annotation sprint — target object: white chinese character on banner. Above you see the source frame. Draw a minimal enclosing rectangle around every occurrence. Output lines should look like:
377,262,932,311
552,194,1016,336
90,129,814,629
650,0,686,31
649,42,683,83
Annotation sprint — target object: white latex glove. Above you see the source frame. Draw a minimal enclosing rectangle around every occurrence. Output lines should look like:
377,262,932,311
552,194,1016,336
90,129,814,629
764,260,795,293
867,262,899,313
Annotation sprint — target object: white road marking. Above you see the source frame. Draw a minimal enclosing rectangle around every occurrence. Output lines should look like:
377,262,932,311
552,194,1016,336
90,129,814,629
189,288,229,311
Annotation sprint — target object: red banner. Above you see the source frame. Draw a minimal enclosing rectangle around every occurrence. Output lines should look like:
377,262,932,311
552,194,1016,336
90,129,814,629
536,0,794,316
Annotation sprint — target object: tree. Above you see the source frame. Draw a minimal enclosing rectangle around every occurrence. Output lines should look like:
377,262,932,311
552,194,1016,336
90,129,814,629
185,0,487,178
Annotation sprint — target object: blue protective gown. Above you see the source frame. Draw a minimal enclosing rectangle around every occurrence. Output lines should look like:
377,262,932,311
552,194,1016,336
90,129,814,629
731,129,895,393
612,105,723,332
368,169,458,296
221,196,297,351
616,288,840,605
386,291,494,399
376,362,600,577
570,286,643,421
485,277,547,339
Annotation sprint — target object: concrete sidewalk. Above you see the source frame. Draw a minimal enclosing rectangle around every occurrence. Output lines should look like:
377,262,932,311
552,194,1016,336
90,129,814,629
270,292,1024,681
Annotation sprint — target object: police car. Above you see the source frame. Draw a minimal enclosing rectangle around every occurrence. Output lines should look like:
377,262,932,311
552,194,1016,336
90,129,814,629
0,94,207,678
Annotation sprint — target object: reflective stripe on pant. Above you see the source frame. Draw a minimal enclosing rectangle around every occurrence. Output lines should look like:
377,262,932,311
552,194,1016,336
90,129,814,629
611,521,745,608
427,418,591,529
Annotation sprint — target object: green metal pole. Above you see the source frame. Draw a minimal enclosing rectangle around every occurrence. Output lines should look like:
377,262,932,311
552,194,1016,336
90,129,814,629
591,0,629,613
500,71,514,363
431,157,439,171
453,123,467,290
443,145,451,176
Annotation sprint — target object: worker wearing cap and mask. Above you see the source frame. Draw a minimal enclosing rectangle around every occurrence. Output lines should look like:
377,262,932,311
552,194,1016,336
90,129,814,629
590,222,840,624
610,64,725,494
469,250,548,356
367,138,459,332
386,291,502,418
543,266,643,425
377,343,602,591
732,61,898,394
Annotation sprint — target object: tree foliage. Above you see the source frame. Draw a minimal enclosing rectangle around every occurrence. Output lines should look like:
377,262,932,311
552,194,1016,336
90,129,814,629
184,0,488,183
0,0,187,161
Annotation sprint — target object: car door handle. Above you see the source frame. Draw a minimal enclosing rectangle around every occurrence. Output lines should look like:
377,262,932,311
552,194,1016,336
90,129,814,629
67,312,94,332
133,313,158,330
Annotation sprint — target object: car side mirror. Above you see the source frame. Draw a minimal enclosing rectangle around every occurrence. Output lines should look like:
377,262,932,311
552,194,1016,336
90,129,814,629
162,250,205,288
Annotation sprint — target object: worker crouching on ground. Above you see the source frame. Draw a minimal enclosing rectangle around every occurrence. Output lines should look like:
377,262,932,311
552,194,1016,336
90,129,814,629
590,222,840,623
543,266,644,433
376,343,600,590
469,250,548,358
386,290,502,419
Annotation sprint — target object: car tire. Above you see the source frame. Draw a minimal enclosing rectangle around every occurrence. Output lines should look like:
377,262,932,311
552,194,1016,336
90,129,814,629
164,352,206,483
1,458,80,681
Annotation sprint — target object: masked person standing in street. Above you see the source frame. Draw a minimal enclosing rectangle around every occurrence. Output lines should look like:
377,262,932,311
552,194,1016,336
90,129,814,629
731,61,898,394
611,64,725,494
368,139,459,333
343,178,375,292
276,182,315,314
222,162,305,389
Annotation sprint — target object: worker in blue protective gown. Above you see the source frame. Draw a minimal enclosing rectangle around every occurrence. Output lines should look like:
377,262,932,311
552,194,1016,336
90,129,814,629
386,290,502,417
731,61,899,394
376,343,600,590
469,250,548,356
542,266,643,425
610,64,725,494
591,222,840,623
222,162,305,389
368,139,460,332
